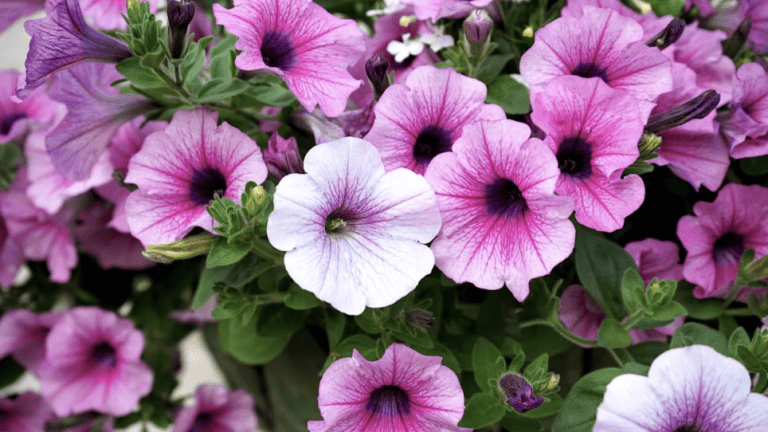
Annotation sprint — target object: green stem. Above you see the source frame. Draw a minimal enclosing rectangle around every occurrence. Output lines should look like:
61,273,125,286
250,237,284,265
621,308,644,330
518,318,598,347
251,292,289,305
153,66,190,99
607,349,625,367
723,307,754,316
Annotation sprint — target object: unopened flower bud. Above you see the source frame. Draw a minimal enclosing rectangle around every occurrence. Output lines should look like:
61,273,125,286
167,0,195,58
127,0,141,13
536,373,560,394
365,53,390,99
142,233,216,263
463,10,493,59
645,90,720,134
637,131,662,159
645,18,685,50
264,133,304,180
498,373,544,413
405,309,435,332
243,184,268,215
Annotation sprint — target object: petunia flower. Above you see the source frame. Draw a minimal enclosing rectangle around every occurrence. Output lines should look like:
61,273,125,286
19,0,131,99
263,132,304,180
424,119,575,301
595,345,768,431
0,309,63,375
719,62,768,159
624,238,684,284
520,6,672,122
746,0,768,54
171,383,257,432
45,62,155,180
364,65,505,175
44,0,159,31
0,69,62,145
0,212,23,289
38,306,154,416
677,183,768,299
309,343,470,432
0,0,44,35
0,392,53,432
531,76,645,232
213,0,366,117
125,109,266,247
267,137,441,315
401,0,493,21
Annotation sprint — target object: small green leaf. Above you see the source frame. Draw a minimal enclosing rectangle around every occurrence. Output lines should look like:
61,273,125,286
196,78,250,103
485,75,530,115
218,317,291,365
670,322,728,355
499,411,541,432
417,342,462,376
206,237,250,268
354,308,381,334
321,335,377,374
246,84,296,106
620,267,645,313
646,0,685,16
192,265,231,308
551,368,623,432
458,392,506,429
523,353,549,383
115,57,166,88
597,318,632,349
642,301,688,324
284,284,322,310
626,341,668,366
475,53,514,84
737,345,765,372
728,326,751,359
472,337,507,393
326,310,346,350
674,284,723,320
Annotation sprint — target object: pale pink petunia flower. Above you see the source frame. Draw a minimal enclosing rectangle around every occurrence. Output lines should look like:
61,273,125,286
267,137,441,315
309,343,470,432
425,119,574,301
719,62,768,159
0,392,53,432
364,65,505,175
171,383,257,432
520,6,672,122
213,0,366,117
531,76,645,232
38,306,154,416
677,183,768,299
0,309,63,374
624,238,684,284
595,345,768,431
125,109,266,247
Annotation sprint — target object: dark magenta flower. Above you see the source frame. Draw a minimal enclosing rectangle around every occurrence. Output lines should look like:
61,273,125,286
498,373,544,413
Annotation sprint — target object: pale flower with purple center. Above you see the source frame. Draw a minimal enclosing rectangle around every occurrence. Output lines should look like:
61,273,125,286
125,109,267,247
424,119,574,301
308,343,470,432
171,383,257,432
267,137,441,315
594,345,768,431
213,0,365,117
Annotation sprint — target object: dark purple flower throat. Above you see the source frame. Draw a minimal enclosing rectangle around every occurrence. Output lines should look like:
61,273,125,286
91,342,117,368
712,231,745,264
189,168,227,205
413,125,452,168
261,31,297,71
485,178,528,217
557,138,593,180
572,62,608,82
1,113,25,136
366,385,411,417
189,412,213,432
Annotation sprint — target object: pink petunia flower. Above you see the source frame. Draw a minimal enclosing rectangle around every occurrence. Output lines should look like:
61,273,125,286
595,345,768,431
720,62,768,159
520,6,672,122
44,0,159,30
125,109,266,247
213,0,366,117
309,343,470,432
746,0,768,54
0,69,62,145
401,0,493,21
624,238,684,284
0,0,44,35
677,183,768,299
0,309,63,374
364,65,505,175
267,137,441,315
171,383,257,432
38,306,154,416
263,132,304,180
424,119,575,301
0,392,53,432
531,76,645,232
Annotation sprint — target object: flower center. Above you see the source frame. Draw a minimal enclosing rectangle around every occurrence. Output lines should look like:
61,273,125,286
484,178,528,217
189,412,213,432
261,31,297,71
556,137,593,180
572,62,608,82
324,208,358,236
712,231,745,264
365,385,411,417
91,342,117,368
1,113,26,136
413,125,452,168
672,425,702,432
189,168,227,206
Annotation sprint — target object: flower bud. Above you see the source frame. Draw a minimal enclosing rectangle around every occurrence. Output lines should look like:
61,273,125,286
405,309,435,332
366,53,390,99
645,18,685,50
463,10,493,59
645,90,720,134
264,133,304,180
167,0,195,58
242,183,269,215
142,233,216,263
498,373,544,413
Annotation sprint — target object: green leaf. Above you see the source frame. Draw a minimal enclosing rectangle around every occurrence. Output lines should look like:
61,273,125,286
521,393,564,418
354,308,381,334
458,392,506,429
246,84,296,106
575,226,636,319
551,368,623,432
519,325,571,358
218,317,291,365
475,53,514,84
670,322,728,354
196,78,250,103
499,411,541,432
728,326,751,359
472,337,507,393
256,304,309,338
674,284,723,320
224,253,274,287
180,37,212,86
391,322,434,348
206,237,250,268
740,155,768,176
321,334,377,374
485,75,530,115
326,310,346,350
417,342,462,376
115,57,166,88
737,345,765,372
284,284,322,310
597,318,632,349
643,301,687,323
192,265,231,308
620,267,645,313
621,362,650,376
523,353,549,383
626,341,668,366
646,0,685,16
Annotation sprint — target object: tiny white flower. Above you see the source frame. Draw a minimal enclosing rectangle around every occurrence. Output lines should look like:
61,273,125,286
387,33,425,63
419,26,454,53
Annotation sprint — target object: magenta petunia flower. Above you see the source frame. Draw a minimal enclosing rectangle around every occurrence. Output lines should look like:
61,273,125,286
75,202,154,270
424,119,575,301
19,0,131,99
364,66,505,175
720,62,768,159
746,0,768,54
0,309,62,374
624,238,683,284
531,76,645,232
44,0,159,31
401,0,493,21
263,132,304,180
0,69,62,145
38,306,154,416
595,345,768,431
171,383,257,432
213,0,365,117
309,343,470,432
0,392,53,432
677,183,768,299
125,109,266,247
0,0,44,34
267,137,441,315
520,6,672,122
